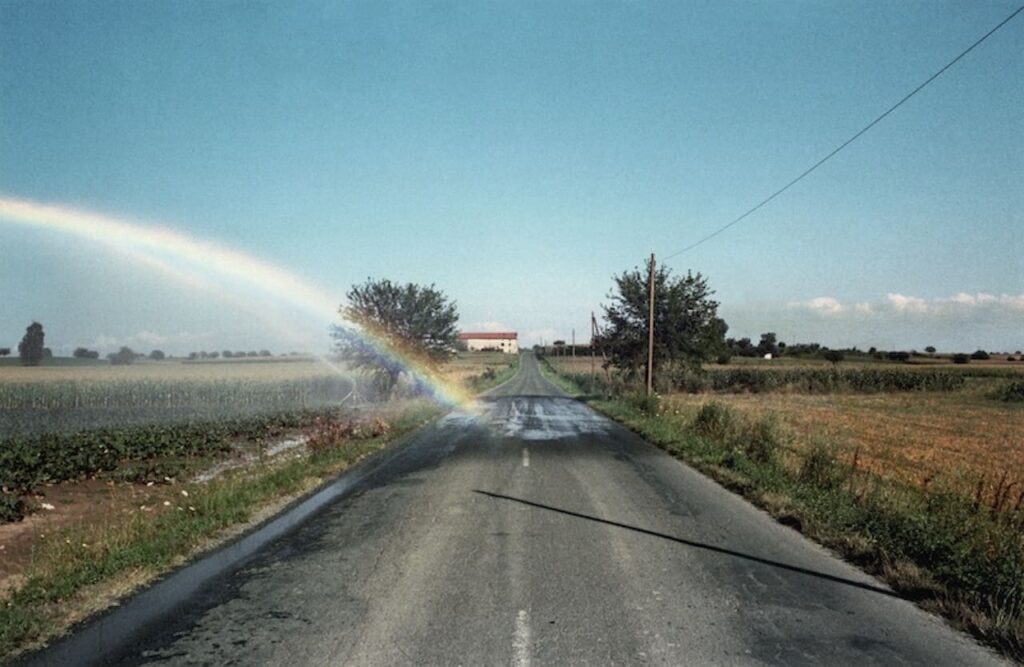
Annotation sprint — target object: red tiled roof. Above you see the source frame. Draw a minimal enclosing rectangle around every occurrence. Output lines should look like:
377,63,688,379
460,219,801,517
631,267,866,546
458,332,517,340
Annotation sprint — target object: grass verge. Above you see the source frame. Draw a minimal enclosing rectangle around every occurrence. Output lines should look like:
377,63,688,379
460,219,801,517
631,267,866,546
540,358,1024,662
464,353,520,393
0,402,441,660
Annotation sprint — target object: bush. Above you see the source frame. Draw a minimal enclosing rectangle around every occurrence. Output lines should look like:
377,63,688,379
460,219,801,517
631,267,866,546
625,391,661,415
952,354,970,364
740,414,783,464
997,381,1024,402
798,440,844,489
0,493,29,522
306,415,390,454
692,401,737,441
971,350,991,361
823,350,844,364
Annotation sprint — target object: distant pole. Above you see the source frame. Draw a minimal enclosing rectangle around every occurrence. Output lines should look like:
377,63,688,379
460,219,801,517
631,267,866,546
646,253,655,396
590,311,597,391
572,329,575,361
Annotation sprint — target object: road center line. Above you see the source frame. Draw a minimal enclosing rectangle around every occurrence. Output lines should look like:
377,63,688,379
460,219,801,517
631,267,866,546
522,448,529,467
513,609,531,667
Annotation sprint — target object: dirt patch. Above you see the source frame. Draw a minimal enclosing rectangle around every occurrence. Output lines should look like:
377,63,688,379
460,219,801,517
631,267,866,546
0,479,178,597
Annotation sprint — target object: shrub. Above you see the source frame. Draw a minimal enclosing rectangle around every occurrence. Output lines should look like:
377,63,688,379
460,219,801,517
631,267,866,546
952,354,970,364
823,350,844,364
626,391,661,415
798,440,844,489
998,381,1024,403
692,401,737,441
306,416,357,453
740,414,783,464
0,493,29,523
971,350,991,361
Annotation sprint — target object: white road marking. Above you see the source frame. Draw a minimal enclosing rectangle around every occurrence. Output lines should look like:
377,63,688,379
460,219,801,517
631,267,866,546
522,448,530,467
513,609,531,667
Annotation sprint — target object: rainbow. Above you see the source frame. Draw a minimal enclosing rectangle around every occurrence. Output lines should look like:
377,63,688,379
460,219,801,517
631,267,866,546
0,195,470,406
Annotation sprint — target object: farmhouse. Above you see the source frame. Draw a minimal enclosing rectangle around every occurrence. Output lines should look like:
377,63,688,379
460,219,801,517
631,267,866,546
458,332,518,354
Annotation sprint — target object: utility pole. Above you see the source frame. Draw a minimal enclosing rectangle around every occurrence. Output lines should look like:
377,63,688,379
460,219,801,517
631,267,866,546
646,253,655,396
571,329,575,361
590,311,597,391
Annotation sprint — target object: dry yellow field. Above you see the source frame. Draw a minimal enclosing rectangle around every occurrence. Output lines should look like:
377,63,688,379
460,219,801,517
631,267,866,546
664,392,1023,487
546,355,1024,490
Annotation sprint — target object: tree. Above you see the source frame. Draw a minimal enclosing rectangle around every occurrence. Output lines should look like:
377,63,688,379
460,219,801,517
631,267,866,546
823,350,844,365
597,262,725,385
18,322,45,366
0,348,10,357
149,350,166,360
332,278,459,396
925,346,936,355
971,349,990,360
756,332,779,357
108,346,137,365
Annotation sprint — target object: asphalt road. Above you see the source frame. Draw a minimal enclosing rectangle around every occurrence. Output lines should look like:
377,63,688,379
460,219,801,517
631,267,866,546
38,353,1002,665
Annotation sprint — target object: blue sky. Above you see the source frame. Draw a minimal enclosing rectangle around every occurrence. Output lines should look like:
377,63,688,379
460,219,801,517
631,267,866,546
1,1,1021,355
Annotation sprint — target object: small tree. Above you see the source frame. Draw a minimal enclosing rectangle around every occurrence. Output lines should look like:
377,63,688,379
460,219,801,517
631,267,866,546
0,348,10,357
597,261,726,386
971,349,990,360
18,322,45,366
925,346,936,355
149,350,166,360
332,278,459,397
756,332,779,357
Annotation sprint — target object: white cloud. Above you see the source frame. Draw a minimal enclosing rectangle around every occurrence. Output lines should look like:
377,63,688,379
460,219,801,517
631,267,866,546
886,293,929,314
788,292,1024,320
788,296,845,315
942,292,1024,311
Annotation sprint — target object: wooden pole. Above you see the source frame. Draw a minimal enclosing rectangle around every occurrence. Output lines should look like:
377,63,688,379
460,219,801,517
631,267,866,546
646,253,655,396
590,311,596,391
572,328,575,361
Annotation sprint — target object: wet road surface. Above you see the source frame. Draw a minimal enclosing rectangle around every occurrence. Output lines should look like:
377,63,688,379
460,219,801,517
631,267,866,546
27,353,1002,665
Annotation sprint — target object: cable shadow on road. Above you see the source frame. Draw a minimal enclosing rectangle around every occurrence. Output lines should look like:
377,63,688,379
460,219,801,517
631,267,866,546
472,489,901,599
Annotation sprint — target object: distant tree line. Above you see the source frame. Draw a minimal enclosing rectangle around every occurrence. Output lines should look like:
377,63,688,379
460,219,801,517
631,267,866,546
186,350,273,360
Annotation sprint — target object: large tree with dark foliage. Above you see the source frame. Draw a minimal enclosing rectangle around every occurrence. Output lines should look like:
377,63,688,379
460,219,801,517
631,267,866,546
597,262,726,386
332,278,459,397
18,322,45,366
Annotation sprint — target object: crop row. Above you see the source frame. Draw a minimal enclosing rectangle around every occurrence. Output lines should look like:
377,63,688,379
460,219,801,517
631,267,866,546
674,367,967,393
571,366,969,395
0,409,339,499
0,375,374,410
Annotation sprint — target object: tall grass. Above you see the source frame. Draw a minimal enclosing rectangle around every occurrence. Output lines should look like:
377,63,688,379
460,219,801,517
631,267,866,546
542,362,1024,660
599,398,1024,659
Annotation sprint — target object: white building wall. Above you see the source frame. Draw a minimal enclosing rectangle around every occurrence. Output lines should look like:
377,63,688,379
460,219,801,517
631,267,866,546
463,338,518,354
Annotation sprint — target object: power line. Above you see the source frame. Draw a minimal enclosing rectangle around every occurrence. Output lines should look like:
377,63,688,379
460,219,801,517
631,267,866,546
663,5,1024,262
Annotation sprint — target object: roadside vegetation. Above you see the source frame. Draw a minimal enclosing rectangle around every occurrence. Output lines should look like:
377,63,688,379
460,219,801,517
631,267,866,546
536,256,1024,660
0,277,510,660
0,402,440,659
542,358,1024,660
